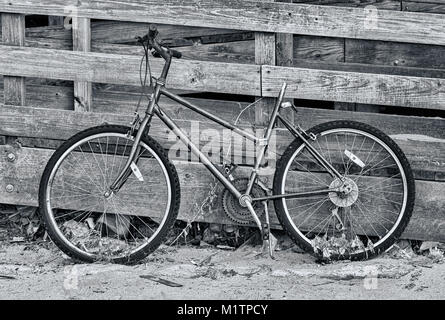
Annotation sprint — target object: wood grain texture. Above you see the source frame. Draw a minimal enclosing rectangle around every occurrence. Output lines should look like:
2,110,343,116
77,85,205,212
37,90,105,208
345,39,445,70
291,0,402,10
0,0,445,45
91,20,245,45
20,22,249,46
0,144,443,241
1,13,25,106
72,17,92,112
294,35,344,64
262,65,445,109
0,45,261,95
0,103,443,180
276,0,296,123
9,29,445,79
255,0,277,126
402,1,445,13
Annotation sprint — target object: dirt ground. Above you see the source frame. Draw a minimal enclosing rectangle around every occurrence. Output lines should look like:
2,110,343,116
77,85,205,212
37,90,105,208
0,240,444,300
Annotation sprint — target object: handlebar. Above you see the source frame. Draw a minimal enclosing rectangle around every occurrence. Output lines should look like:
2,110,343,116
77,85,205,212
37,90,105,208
141,25,182,60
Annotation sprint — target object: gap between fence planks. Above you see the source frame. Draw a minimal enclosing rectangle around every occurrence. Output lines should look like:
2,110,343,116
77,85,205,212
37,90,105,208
0,144,443,242
1,0,445,45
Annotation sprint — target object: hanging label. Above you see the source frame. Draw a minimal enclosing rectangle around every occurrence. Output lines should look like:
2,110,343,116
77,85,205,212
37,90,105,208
130,162,144,182
344,150,365,168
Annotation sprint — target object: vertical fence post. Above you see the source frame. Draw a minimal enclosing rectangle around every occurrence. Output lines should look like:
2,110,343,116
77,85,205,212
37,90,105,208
255,1,276,126
276,0,294,124
2,13,26,106
72,17,92,112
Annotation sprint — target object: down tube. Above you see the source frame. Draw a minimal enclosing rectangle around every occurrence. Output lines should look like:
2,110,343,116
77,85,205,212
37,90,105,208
154,108,242,199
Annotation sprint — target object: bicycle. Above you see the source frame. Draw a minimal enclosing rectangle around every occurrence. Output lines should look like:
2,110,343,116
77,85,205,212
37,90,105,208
38,25,415,264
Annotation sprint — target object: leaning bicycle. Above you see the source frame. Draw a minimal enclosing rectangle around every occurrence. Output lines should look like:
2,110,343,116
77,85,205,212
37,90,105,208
39,25,415,263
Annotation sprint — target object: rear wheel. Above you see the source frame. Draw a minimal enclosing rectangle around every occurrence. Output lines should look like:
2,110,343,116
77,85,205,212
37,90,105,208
39,125,180,264
273,121,415,260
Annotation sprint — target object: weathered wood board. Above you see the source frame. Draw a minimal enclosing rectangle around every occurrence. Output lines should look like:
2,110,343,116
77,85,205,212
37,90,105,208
3,45,445,110
1,0,445,45
0,145,443,241
262,65,445,109
1,13,25,106
0,0,444,244
0,45,261,95
0,104,444,180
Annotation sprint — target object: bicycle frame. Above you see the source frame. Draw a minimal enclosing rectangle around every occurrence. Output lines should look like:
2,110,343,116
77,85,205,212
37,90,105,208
109,58,344,205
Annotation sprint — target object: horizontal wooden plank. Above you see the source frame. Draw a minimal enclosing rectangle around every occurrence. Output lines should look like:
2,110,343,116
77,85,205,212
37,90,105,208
0,0,445,45
0,45,261,95
20,22,251,47
0,144,443,241
3,45,445,108
262,65,445,109
294,36,344,64
403,1,445,13
0,104,443,180
291,0,402,10
3,81,444,138
345,39,445,70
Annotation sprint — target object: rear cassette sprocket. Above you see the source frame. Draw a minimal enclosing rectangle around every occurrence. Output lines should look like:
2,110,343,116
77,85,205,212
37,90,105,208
221,178,267,225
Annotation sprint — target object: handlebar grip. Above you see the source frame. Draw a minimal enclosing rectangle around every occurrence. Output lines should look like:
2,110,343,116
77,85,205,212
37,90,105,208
170,49,182,59
148,24,158,39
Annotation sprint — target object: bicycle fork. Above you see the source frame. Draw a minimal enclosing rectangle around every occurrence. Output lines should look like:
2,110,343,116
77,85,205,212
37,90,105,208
108,88,160,195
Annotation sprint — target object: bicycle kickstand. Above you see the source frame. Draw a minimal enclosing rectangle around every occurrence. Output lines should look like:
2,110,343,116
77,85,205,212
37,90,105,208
261,201,277,259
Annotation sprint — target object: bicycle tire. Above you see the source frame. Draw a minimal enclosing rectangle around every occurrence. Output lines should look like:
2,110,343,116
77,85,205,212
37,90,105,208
273,120,415,260
39,125,181,264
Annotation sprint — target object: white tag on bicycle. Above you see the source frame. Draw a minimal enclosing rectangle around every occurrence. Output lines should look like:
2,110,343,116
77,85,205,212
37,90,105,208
130,162,144,182
344,150,365,168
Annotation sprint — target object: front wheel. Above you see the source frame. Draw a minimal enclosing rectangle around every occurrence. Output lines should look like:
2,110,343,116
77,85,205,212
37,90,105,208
39,125,180,264
273,121,415,260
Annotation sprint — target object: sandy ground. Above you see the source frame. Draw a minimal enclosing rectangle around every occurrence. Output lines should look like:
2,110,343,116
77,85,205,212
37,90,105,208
0,241,444,300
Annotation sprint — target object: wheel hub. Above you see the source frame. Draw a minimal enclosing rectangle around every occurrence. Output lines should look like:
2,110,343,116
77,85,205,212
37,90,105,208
103,190,114,200
329,177,359,207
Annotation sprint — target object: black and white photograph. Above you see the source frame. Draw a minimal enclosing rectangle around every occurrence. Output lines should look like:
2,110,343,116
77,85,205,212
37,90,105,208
0,0,444,305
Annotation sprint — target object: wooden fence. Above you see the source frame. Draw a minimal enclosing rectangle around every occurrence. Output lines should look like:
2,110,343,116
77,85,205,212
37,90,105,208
0,0,444,241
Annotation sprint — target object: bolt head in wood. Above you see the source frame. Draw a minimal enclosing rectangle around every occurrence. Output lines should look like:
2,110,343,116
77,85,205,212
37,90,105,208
6,185,14,193
7,153,16,162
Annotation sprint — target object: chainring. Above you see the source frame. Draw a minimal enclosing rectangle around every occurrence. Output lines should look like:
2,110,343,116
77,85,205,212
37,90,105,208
221,178,268,225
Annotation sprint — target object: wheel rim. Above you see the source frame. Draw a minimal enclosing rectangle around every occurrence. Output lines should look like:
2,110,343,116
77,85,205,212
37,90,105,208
44,133,172,261
281,128,408,258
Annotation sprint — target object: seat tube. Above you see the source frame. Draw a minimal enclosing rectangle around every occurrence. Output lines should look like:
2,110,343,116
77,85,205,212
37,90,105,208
245,82,287,195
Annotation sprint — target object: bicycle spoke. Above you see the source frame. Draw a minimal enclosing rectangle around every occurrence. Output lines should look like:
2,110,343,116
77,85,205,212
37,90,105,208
44,132,173,262
280,125,410,260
